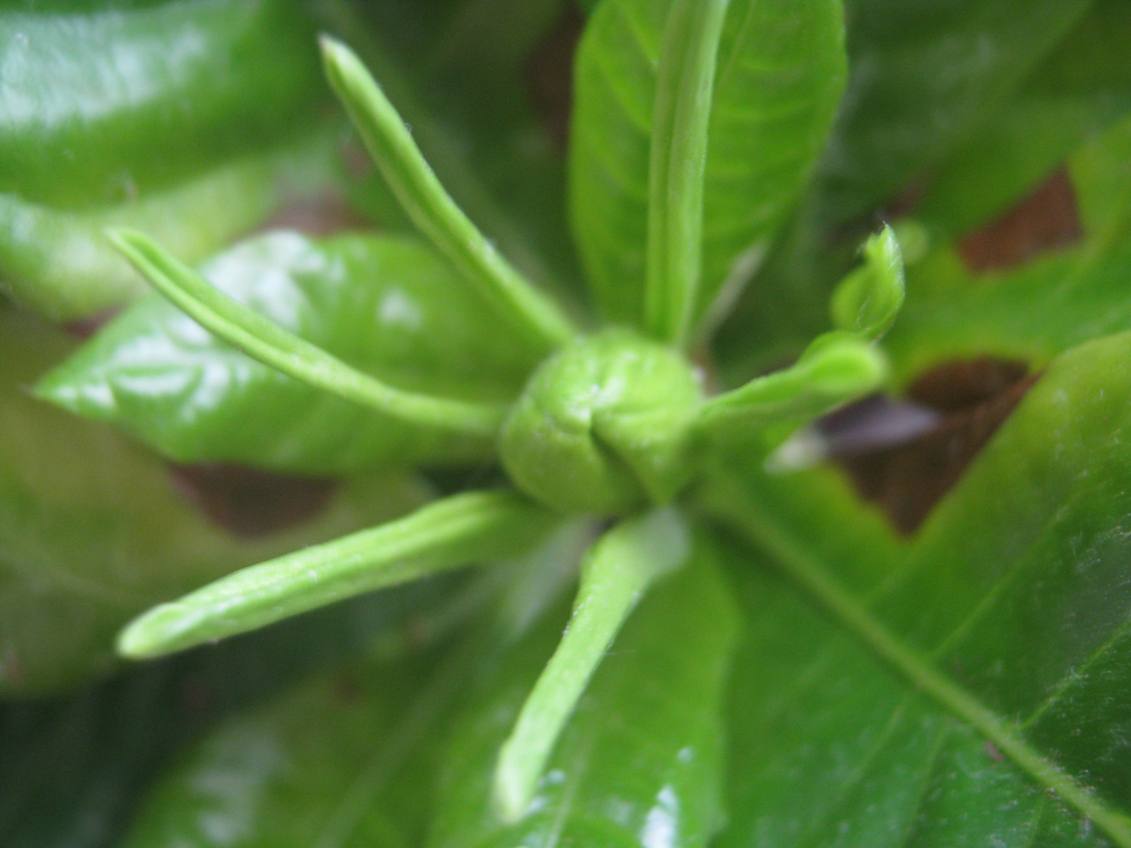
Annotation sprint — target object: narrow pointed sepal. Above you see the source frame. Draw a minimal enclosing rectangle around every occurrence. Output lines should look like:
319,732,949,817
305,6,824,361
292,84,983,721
118,491,555,659
492,507,690,820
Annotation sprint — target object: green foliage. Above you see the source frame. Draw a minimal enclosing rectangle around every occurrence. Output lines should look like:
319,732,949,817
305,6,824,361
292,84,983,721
4,0,1131,846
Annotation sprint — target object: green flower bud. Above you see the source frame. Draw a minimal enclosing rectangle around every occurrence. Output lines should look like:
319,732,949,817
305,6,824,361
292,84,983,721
500,330,703,514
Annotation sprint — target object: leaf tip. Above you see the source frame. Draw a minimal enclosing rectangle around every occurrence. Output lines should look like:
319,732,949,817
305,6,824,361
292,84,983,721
492,746,534,824
116,603,193,660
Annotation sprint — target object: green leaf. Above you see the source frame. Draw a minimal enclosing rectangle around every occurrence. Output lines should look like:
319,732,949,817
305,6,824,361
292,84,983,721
38,231,538,475
0,309,428,695
0,136,331,322
916,0,1131,236
121,646,451,848
644,0,730,344
0,1,334,321
704,329,1131,846
819,0,1090,219
570,0,846,329
428,533,738,847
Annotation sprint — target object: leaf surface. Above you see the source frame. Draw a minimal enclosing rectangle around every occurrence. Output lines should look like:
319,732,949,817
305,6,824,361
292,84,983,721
0,309,427,694
570,0,845,329
704,329,1131,846
38,232,537,474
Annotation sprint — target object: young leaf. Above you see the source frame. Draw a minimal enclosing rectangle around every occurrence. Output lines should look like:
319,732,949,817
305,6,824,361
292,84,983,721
571,0,846,329
118,491,556,660
704,330,1131,846
494,507,690,819
105,228,507,438
645,0,730,344
830,225,905,340
320,37,575,354
0,311,427,695
429,535,738,847
38,231,532,474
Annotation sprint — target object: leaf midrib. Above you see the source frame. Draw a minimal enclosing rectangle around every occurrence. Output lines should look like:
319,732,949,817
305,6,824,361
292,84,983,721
708,473,1131,848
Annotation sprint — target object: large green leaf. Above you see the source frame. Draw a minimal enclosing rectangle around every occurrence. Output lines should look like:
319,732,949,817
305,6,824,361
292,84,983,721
0,0,335,320
37,231,537,475
569,0,846,329
916,0,1131,236
819,0,1090,219
0,309,428,695
0,563,455,848
703,329,1131,846
427,538,738,848
120,646,448,848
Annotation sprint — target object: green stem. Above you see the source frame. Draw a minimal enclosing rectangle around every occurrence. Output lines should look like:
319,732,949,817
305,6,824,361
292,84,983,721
320,36,576,354
107,228,505,438
493,507,690,820
118,490,555,659
645,0,731,346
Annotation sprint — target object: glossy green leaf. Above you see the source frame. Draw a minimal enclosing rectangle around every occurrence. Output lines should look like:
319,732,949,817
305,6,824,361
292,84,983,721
819,0,1090,218
428,533,738,848
0,136,331,321
916,0,1131,236
121,646,450,848
704,329,1131,846
37,231,538,474
0,309,428,696
0,1,334,321
570,0,846,329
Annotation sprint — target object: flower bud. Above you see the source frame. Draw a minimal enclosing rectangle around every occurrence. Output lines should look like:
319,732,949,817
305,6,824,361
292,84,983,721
499,330,703,514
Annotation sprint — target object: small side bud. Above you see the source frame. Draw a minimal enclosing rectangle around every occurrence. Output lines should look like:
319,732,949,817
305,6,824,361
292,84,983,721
831,225,905,341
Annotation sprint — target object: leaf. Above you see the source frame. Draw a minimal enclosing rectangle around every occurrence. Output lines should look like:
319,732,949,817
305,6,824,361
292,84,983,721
0,136,331,322
704,329,1131,846
38,231,538,475
916,0,1131,236
570,0,846,329
0,568,454,848
0,309,428,695
427,534,738,848
0,1,334,321
120,646,451,848
819,0,1091,219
